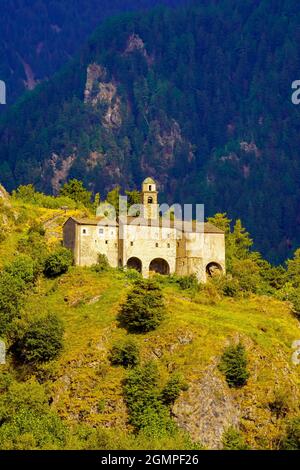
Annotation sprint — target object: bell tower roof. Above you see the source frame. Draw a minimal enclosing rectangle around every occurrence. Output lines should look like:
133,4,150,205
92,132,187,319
143,177,155,185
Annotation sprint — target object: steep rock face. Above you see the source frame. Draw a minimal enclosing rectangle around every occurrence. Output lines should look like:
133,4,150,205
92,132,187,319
84,64,122,128
124,33,153,65
49,153,76,194
173,364,240,449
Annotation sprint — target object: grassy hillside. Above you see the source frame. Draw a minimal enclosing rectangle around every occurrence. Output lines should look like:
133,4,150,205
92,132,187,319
0,190,300,450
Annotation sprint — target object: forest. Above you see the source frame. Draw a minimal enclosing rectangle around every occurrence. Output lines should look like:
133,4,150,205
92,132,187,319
1,0,300,264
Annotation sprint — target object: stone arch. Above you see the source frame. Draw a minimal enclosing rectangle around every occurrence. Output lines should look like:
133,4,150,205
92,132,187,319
206,262,223,278
127,257,142,273
149,258,170,275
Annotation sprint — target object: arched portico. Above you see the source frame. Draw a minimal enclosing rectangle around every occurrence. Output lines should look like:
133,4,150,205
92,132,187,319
127,257,142,273
206,262,223,278
149,258,170,275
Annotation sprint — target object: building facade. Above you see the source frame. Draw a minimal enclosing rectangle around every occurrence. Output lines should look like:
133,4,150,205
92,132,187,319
63,178,225,282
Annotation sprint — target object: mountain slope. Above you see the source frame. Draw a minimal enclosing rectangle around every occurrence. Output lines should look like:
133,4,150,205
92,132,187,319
0,0,184,105
0,188,300,450
1,0,300,262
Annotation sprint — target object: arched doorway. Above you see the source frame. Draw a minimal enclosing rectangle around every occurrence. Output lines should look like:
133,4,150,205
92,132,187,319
149,258,170,275
127,257,142,273
206,262,223,278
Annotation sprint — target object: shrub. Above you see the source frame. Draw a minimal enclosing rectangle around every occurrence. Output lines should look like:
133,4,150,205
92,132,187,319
0,272,25,335
93,254,110,273
28,221,46,237
44,247,73,278
177,275,199,291
160,373,188,405
4,254,36,285
123,362,174,435
280,417,300,450
12,184,77,209
59,179,92,207
124,268,142,281
222,427,249,450
0,378,67,450
118,279,166,333
218,343,250,388
109,338,139,368
231,259,261,294
18,231,49,274
15,313,64,363
213,275,241,297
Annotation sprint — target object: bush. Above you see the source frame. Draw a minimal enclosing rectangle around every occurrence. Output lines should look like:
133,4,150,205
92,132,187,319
280,417,300,450
213,275,241,297
109,338,139,368
222,427,249,450
176,275,199,291
160,373,188,405
59,179,92,207
0,272,25,335
118,279,166,333
44,247,73,278
15,313,64,363
218,343,250,388
92,254,110,273
4,254,36,285
18,231,49,274
28,221,46,237
0,378,67,450
123,362,174,435
12,184,77,209
231,259,261,294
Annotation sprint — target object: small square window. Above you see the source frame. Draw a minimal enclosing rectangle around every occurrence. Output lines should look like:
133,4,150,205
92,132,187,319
156,243,159,247
105,240,108,244
82,228,87,234
167,243,170,248
130,241,134,246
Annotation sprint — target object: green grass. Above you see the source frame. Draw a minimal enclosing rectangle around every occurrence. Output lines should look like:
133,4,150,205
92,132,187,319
1,197,300,449
13,267,299,447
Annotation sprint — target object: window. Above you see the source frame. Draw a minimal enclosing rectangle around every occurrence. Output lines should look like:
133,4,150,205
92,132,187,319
149,185,152,191
105,240,108,244
130,241,134,246
99,228,104,235
82,228,87,235
156,243,159,247
148,197,153,204
167,243,170,248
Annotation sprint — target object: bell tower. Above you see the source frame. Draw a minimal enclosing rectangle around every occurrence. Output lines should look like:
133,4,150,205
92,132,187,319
142,177,158,219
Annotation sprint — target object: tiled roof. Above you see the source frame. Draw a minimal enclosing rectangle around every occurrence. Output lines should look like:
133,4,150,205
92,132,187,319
66,216,224,233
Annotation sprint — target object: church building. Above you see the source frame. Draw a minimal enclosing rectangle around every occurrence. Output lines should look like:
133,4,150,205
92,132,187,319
63,178,225,282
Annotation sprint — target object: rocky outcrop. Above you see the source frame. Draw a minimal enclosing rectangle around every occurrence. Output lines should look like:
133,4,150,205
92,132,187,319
240,141,261,158
141,118,194,186
50,153,76,193
172,364,240,449
84,63,122,128
124,33,153,66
